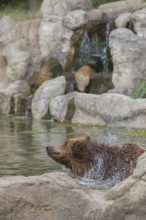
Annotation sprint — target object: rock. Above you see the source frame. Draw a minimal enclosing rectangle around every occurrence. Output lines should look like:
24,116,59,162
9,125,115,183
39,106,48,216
0,16,16,45
2,42,31,82
39,0,91,69
125,0,144,12
64,10,88,30
40,0,92,20
131,8,146,38
72,93,146,128
16,19,41,57
115,12,132,28
89,73,113,94
50,92,77,122
0,172,93,220
98,0,143,20
0,92,12,114
75,65,95,92
31,76,66,119
72,92,106,125
0,80,31,116
109,28,146,93
7,80,30,95
1,152,146,220
87,9,103,22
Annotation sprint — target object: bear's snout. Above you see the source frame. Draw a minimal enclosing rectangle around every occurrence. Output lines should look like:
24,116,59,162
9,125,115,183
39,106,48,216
46,146,59,155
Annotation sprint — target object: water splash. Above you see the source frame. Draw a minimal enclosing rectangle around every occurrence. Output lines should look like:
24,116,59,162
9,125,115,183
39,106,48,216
78,177,120,190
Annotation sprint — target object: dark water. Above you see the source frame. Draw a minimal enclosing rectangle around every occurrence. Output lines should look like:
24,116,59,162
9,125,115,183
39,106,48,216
0,115,146,188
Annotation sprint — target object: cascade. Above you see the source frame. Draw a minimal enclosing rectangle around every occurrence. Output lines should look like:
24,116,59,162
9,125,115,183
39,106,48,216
79,30,91,66
90,22,112,73
77,22,113,73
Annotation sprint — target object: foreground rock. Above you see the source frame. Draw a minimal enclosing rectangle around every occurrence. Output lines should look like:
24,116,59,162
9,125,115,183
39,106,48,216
1,152,146,220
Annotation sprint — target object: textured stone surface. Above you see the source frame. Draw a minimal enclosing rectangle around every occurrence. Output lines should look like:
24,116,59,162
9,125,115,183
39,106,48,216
31,76,66,119
0,16,16,45
71,92,146,128
50,92,77,122
109,28,146,93
64,10,88,30
2,42,31,82
1,152,146,220
131,8,146,38
75,65,95,92
115,12,131,28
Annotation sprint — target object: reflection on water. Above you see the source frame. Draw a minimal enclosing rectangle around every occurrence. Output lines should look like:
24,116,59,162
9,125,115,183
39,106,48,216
0,115,146,189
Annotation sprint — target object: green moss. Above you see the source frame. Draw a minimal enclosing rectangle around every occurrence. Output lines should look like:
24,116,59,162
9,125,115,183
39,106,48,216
92,0,119,7
129,79,146,99
124,128,146,138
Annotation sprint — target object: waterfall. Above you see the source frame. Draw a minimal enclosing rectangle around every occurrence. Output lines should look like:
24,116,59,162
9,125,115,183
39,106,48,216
90,22,111,73
79,30,91,66
78,22,113,73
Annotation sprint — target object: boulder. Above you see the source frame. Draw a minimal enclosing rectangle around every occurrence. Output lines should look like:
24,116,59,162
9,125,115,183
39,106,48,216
50,92,77,122
75,65,95,92
16,19,41,57
72,92,106,125
109,28,146,93
98,0,143,20
72,93,146,128
64,10,88,30
131,8,146,38
115,12,131,28
0,80,31,116
0,92,12,114
0,16,16,45
1,152,146,220
31,76,66,119
2,42,31,82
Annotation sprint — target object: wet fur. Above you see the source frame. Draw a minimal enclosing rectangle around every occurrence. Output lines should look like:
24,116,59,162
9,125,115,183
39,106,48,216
46,136,145,181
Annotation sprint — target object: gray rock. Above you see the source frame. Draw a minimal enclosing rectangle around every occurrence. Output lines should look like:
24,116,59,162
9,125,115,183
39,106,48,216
131,8,146,38
71,93,146,128
2,42,31,82
0,16,16,45
0,92,12,114
50,92,77,122
98,0,143,20
109,28,146,93
64,10,88,30
72,92,106,125
115,12,131,28
31,76,66,119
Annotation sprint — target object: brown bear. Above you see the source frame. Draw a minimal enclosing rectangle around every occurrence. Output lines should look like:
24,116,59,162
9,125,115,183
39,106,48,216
46,135,145,181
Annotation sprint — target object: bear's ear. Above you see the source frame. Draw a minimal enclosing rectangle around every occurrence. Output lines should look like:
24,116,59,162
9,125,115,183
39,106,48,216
84,135,90,142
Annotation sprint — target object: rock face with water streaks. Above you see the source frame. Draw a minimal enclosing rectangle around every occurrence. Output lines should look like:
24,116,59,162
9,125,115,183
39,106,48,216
39,0,91,68
1,152,146,220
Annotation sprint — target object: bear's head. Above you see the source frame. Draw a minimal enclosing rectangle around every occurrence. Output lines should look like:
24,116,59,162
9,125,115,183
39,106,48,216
46,135,95,176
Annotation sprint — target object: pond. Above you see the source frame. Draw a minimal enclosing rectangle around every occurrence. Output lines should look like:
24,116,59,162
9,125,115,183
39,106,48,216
0,115,146,189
